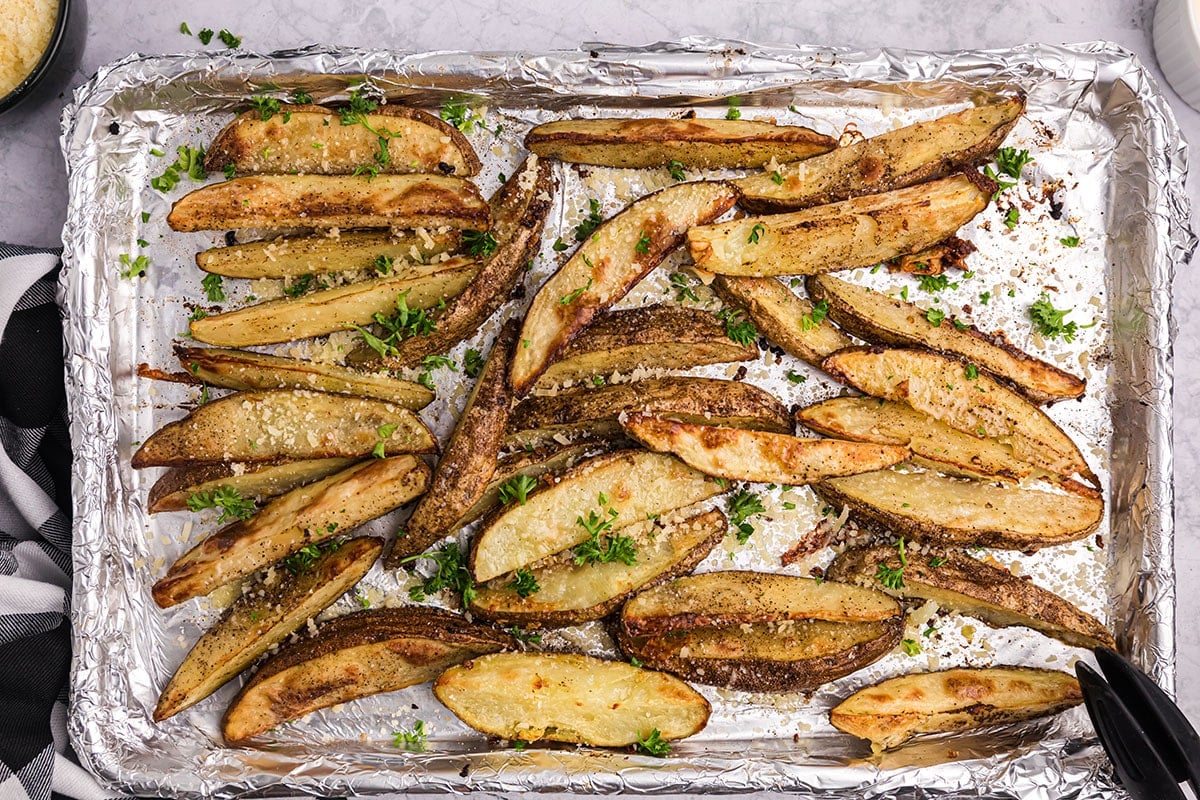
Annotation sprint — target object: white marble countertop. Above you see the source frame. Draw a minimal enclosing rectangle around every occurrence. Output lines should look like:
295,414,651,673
5,0,1199,751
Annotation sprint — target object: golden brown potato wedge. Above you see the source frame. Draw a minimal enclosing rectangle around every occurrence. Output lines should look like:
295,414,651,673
506,377,792,448
619,570,904,637
795,397,1043,483
433,651,711,747
189,259,478,347
807,274,1086,404
510,181,738,395
146,458,356,513
196,229,461,279
524,116,835,168
468,509,726,627
222,607,513,742
437,440,606,536
615,571,904,692
712,275,853,368
623,414,910,485
822,347,1096,485
535,305,758,388
174,346,434,409
386,320,518,565
814,468,1103,550
826,544,1115,650
131,390,436,468
153,535,382,721
350,156,555,368
829,667,1083,750
152,456,429,607
687,173,991,277
469,450,723,583
167,174,490,232
735,95,1025,212
205,104,481,177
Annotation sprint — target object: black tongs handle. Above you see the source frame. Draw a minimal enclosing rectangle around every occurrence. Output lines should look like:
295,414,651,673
1076,647,1200,800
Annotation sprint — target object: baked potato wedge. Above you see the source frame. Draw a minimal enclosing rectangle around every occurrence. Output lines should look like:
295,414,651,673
351,155,555,368
469,450,723,583
615,571,904,692
433,651,711,747
814,468,1103,550
174,346,434,409
506,377,792,449
468,509,726,627
205,104,481,177
822,347,1096,485
132,390,436,467
386,320,518,565
622,414,910,484
524,116,835,168
687,173,992,277
735,95,1025,212
222,607,513,743
153,535,382,721
510,181,738,394
712,275,853,368
167,174,490,232
147,458,356,513
189,259,478,347
535,305,758,388
196,229,461,279
807,274,1086,403
795,397,1042,483
829,667,1083,750
153,456,429,607
826,544,1115,649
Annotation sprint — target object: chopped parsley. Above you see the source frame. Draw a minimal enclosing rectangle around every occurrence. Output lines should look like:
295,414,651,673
372,254,393,275
901,638,921,656
965,363,979,380
223,163,236,179
875,563,905,590
635,230,651,255
1029,292,1092,342
670,272,699,302
498,474,538,506
283,274,313,298
201,273,225,302
372,423,399,458
186,485,256,523
636,728,671,757
979,291,991,305
281,539,341,576
339,85,381,126
770,170,784,185
355,289,437,357
463,348,484,378
509,568,540,598
667,159,686,181
995,147,1033,179
249,95,281,121
290,89,313,105
508,626,542,644
559,278,593,306
573,493,636,566
1004,207,1020,230
392,720,427,751
747,222,765,244
786,370,806,384
918,273,957,294
439,98,496,135
398,542,476,605
552,237,569,252
150,144,206,192
573,198,603,241
463,229,498,257
924,307,945,327
217,29,241,48
1061,235,1081,247
416,354,456,390
727,489,766,545
718,308,757,346
800,299,829,332
352,163,380,180
118,253,148,279
197,28,213,44
928,555,948,568
725,96,741,120
179,22,192,34
188,307,208,322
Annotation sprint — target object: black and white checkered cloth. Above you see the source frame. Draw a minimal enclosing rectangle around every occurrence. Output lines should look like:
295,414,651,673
0,247,115,800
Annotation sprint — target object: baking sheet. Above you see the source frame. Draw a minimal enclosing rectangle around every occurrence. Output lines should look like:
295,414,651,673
59,38,1193,798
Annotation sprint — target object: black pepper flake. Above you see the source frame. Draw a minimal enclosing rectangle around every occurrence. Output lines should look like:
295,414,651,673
733,365,748,381
509,282,527,301
224,230,237,246
437,161,456,176
682,109,696,119
459,764,470,778
108,121,120,135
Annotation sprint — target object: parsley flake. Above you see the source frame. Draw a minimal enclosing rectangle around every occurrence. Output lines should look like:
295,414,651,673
667,159,686,181
201,273,225,302
398,543,476,605
118,253,149,279
498,474,538,506
718,308,757,346
509,568,540,598
392,720,427,751
670,272,699,302
727,489,766,545
463,229,498,257
747,222,765,244
573,198,603,241
186,485,256,523
636,728,671,757
463,348,484,378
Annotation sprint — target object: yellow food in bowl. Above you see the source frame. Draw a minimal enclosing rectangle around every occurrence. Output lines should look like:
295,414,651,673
0,0,59,99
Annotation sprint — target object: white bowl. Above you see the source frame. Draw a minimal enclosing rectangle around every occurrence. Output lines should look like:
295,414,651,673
1154,0,1200,110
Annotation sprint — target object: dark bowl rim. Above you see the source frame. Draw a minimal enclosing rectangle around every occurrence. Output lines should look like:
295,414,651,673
0,0,72,115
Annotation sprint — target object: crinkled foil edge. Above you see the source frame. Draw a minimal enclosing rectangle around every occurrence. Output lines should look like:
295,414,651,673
58,37,1194,798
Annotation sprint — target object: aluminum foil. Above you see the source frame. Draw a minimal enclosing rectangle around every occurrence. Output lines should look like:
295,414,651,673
58,38,1194,798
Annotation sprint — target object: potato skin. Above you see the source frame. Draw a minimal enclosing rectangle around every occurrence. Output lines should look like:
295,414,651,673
222,607,513,742
826,544,1115,650
712,275,853,368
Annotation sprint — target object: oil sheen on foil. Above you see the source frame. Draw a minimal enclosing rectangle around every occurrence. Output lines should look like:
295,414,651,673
58,38,1193,798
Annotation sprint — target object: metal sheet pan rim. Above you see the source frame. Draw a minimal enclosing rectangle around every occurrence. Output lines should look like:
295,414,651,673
59,38,1192,798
